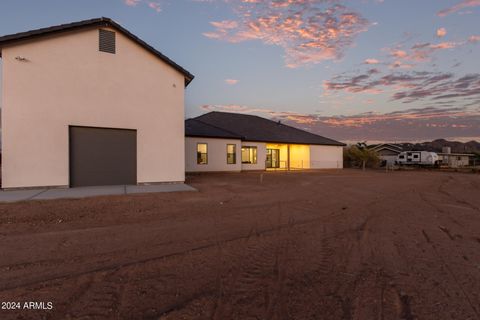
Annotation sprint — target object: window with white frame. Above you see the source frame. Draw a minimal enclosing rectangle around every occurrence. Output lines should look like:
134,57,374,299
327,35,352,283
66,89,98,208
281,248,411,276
227,144,236,164
241,146,257,164
197,143,208,165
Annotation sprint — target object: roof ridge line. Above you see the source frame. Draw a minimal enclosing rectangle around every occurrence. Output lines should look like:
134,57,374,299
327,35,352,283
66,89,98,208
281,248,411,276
205,111,343,144
0,17,194,86
195,111,345,146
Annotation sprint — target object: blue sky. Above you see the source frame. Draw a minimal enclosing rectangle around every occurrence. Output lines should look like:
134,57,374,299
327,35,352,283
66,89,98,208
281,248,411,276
0,0,479,142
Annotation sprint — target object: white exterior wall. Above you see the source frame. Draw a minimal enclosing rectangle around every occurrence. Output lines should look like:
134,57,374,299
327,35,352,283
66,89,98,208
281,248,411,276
241,141,267,171
185,140,343,172
289,144,310,169
309,145,343,169
1,27,186,188
185,137,241,172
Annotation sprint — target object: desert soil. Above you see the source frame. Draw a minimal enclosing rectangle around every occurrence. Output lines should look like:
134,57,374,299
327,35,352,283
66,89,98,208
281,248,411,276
0,170,480,320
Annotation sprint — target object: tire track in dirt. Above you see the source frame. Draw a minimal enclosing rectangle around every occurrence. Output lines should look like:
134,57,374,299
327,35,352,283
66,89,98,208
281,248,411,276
365,207,406,320
3,198,398,317
153,203,292,319
418,187,465,229
323,200,408,320
268,203,347,320
48,275,95,320
419,229,479,318
279,197,356,319
62,270,127,320
419,175,480,315
279,201,368,319
209,203,293,320
437,176,480,213
397,183,480,318
304,235,353,319
397,230,455,319
0,200,350,293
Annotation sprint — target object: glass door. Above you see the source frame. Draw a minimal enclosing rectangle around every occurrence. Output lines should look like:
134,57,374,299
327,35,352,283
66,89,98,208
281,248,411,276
266,149,280,168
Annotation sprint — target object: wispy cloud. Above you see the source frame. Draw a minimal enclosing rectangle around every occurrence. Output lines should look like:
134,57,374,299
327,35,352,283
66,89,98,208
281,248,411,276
387,41,460,64
148,1,162,12
437,0,480,17
124,0,141,6
324,70,480,105
123,0,162,12
201,0,370,68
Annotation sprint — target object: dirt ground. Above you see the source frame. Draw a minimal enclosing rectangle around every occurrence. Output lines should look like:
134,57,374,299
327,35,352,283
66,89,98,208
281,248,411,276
0,170,479,320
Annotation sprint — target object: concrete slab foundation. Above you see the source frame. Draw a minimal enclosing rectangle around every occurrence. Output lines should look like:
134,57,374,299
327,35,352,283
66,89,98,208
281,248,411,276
0,184,196,203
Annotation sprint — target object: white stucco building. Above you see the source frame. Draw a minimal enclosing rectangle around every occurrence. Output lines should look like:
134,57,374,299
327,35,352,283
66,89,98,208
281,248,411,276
0,18,194,189
185,112,345,172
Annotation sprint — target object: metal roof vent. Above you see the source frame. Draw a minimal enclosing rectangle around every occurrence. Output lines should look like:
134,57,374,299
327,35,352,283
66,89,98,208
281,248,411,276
99,29,116,54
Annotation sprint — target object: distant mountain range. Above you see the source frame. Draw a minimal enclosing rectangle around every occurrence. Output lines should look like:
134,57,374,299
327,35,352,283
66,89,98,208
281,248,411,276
398,139,480,154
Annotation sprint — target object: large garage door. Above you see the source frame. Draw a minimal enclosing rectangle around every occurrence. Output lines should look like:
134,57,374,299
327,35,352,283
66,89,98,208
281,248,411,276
69,126,137,187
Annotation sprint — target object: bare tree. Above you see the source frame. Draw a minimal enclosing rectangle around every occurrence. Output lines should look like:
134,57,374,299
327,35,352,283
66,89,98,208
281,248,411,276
344,142,380,170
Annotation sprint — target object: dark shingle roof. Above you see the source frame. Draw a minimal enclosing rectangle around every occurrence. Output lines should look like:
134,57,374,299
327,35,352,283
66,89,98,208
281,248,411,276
186,112,345,146
185,119,242,139
0,17,194,86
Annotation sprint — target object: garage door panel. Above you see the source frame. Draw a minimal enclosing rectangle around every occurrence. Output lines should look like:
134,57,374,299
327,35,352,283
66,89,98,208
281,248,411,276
69,126,137,187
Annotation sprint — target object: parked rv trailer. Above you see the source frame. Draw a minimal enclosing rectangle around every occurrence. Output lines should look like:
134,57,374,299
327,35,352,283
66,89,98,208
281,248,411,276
395,151,439,166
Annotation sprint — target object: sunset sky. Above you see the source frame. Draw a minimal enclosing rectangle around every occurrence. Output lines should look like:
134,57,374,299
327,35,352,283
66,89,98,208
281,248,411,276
0,0,479,142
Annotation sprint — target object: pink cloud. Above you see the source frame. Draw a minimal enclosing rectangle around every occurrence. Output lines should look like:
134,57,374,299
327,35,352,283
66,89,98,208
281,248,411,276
437,0,480,17
429,42,456,49
469,35,480,42
210,20,238,29
385,39,464,66
201,1,369,67
123,0,162,12
124,0,141,6
364,58,380,64
225,79,239,85
436,27,447,37
148,1,162,12
390,50,407,58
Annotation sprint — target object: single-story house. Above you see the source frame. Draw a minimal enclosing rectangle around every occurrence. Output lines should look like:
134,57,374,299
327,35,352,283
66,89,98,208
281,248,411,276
368,144,403,165
438,153,475,168
185,112,345,172
437,146,475,168
0,18,194,189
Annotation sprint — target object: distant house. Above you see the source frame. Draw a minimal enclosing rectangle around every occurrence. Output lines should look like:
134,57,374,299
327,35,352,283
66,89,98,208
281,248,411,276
438,147,474,168
369,144,403,165
438,153,473,167
185,112,345,172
